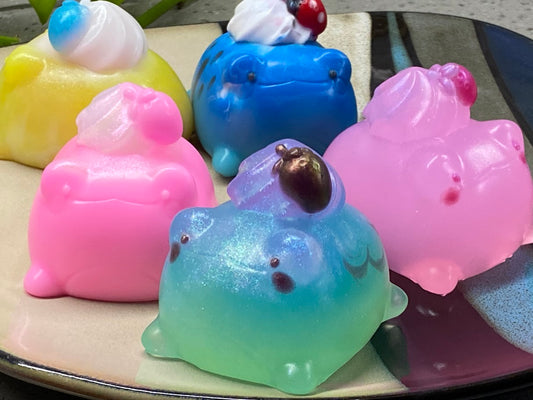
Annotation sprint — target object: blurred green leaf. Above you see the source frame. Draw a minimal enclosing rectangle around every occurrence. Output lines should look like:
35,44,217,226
0,35,20,47
28,0,56,24
100,0,126,5
136,0,185,28
24,0,183,31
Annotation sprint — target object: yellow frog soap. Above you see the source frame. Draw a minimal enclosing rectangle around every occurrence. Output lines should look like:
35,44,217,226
0,0,193,168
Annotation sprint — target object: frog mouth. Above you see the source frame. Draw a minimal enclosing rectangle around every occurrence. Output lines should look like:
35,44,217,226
230,68,351,88
220,50,352,87
255,66,350,86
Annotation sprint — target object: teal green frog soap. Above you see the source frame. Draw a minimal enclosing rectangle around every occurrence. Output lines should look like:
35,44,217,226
142,139,407,394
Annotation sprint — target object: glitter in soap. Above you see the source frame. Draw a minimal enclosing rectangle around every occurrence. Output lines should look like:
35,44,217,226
25,83,216,302
142,139,407,394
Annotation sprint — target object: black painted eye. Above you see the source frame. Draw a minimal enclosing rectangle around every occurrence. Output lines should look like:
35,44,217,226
180,234,190,244
270,257,280,268
329,70,338,79
247,72,256,82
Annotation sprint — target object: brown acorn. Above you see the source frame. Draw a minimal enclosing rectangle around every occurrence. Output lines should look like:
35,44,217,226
272,144,332,213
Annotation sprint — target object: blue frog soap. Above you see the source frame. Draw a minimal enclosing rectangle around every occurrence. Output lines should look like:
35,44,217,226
142,139,407,394
190,0,357,177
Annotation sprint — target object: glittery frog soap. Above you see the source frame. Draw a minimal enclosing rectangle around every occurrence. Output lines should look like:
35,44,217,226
191,0,357,177
0,0,193,168
324,63,533,295
25,83,216,302
142,139,407,394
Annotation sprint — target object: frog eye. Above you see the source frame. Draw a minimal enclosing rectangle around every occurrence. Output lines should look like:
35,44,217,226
170,208,215,247
319,50,351,82
269,257,294,293
168,234,191,263
40,164,87,206
223,54,261,84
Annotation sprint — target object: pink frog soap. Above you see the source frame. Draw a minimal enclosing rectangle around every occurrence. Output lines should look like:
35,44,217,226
24,83,216,302
325,63,533,295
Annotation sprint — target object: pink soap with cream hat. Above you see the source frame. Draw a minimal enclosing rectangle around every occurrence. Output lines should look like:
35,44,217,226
24,82,216,302
325,63,533,295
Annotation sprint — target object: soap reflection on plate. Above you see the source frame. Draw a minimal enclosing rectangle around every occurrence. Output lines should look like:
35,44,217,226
371,246,533,391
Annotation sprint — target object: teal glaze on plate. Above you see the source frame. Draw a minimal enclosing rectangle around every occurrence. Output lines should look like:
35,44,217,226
142,139,407,394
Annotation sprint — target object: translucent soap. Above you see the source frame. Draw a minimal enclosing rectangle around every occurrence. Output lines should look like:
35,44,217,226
142,139,407,394
25,83,216,302
191,0,357,177
0,0,193,168
325,63,533,295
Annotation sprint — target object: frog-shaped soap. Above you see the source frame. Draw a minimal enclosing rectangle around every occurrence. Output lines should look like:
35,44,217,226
24,83,216,302
142,139,407,394
0,0,193,169
324,63,533,295
191,0,357,177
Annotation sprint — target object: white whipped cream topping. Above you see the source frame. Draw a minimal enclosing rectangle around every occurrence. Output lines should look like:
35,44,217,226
76,83,141,153
54,0,147,72
227,0,312,45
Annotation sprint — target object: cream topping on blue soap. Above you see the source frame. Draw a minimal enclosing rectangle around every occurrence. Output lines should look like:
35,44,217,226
227,0,312,45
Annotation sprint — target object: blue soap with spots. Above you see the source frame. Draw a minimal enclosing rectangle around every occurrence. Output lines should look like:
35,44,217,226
191,32,357,177
142,139,407,394
461,245,533,354
48,0,90,52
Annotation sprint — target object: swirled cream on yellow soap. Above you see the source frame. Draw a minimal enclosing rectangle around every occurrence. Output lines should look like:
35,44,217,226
0,0,193,168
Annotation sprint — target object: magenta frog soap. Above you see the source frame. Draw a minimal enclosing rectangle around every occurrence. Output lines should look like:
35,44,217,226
325,63,533,295
0,0,193,168
142,139,407,394
25,83,216,302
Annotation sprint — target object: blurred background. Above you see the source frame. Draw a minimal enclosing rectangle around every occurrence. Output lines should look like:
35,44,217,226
1,0,532,44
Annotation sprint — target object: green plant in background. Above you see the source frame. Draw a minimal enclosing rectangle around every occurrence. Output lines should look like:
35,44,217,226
28,0,56,25
1,0,186,47
0,36,21,47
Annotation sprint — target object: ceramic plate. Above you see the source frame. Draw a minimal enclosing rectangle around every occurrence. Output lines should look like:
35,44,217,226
0,12,532,400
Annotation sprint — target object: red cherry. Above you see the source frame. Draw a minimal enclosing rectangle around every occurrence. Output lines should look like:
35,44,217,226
439,63,477,106
286,0,327,38
450,65,477,106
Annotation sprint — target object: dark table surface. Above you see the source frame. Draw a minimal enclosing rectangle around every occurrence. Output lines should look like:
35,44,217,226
1,371,531,400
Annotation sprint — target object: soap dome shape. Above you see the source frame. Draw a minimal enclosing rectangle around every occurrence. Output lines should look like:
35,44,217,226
0,0,193,169
324,63,533,295
191,28,357,177
24,83,216,302
142,139,407,394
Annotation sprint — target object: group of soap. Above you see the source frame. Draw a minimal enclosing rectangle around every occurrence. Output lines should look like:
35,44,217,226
1,0,532,395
